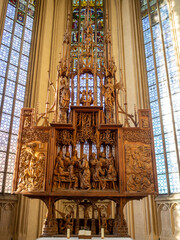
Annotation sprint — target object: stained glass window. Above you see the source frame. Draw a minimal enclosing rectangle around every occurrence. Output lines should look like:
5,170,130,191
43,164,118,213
71,0,104,105
0,0,36,193
140,0,180,194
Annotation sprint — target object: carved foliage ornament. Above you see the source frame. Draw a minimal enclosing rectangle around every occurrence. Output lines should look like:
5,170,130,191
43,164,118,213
57,130,73,146
123,129,151,144
21,128,49,144
76,112,97,143
100,130,115,145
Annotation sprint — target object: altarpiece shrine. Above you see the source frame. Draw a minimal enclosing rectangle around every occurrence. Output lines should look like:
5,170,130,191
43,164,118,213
12,1,158,238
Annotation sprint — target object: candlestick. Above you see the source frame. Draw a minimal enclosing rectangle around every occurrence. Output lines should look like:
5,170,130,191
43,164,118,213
67,228,70,239
101,228,104,239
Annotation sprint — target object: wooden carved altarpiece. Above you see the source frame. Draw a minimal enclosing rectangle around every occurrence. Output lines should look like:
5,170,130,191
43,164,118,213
12,4,158,238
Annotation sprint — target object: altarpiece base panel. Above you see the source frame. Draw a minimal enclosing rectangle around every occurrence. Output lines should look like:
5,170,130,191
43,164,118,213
37,238,133,240
12,2,158,238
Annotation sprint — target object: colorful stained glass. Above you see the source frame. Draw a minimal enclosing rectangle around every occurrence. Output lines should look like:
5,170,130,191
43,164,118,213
71,31,79,43
150,3,157,12
19,0,26,12
29,0,36,5
17,10,25,24
9,0,17,5
141,0,147,7
96,0,103,6
97,19,103,30
141,9,148,18
97,31,103,43
151,10,159,26
97,8,103,18
28,4,35,17
81,0,87,7
72,18,79,30
73,0,79,6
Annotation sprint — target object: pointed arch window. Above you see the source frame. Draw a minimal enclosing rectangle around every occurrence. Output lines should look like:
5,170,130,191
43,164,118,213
0,0,36,193
140,0,180,194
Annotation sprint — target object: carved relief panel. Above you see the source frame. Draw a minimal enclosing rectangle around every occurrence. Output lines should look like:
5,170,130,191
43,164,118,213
13,109,49,193
123,128,157,194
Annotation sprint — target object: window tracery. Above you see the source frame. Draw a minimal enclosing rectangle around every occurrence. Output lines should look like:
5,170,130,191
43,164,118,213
140,0,180,194
0,0,36,193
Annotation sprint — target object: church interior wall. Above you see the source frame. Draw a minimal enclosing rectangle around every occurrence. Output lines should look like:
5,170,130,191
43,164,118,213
0,0,180,239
